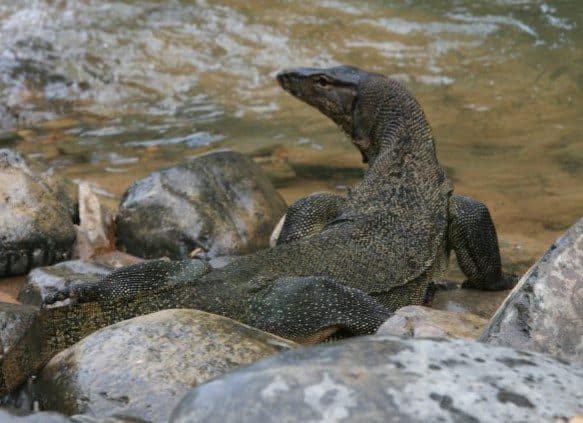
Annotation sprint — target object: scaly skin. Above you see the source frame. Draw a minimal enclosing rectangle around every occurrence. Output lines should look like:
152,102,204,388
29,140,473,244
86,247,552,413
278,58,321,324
0,65,516,394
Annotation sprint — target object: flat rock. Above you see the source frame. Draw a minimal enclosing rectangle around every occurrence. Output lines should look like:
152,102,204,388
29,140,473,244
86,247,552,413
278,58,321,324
480,217,583,362
377,305,487,339
0,149,76,276
115,150,287,259
18,260,113,306
33,309,296,422
170,336,583,423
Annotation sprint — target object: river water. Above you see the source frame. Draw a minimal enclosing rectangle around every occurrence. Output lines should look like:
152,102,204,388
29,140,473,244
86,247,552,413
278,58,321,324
0,1,581,304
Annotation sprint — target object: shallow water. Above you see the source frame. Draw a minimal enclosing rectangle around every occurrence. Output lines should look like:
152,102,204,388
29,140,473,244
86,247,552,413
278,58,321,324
0,1,582,311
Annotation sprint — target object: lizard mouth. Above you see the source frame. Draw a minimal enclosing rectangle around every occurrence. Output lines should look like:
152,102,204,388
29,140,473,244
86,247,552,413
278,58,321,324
276,71,299,96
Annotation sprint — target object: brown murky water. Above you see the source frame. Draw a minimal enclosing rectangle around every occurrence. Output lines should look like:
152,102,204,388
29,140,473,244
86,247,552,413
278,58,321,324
0,0,581,314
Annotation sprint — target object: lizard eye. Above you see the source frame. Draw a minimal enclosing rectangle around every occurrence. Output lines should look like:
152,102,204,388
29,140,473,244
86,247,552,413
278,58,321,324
315,76,330,88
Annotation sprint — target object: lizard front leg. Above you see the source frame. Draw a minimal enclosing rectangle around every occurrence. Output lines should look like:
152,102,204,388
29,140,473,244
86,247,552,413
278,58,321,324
448,195,517,290
271,192,344,246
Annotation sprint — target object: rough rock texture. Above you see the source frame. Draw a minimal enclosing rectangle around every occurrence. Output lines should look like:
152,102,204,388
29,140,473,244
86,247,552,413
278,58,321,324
72,182,115,260
18,260,113,306
115,150,287,259
33,309,296,422
376,305,487,339
480,217,583,362
0,149,77,276
0,303,38,358
170,336,583,423
0,409,72,423
0,409,148,422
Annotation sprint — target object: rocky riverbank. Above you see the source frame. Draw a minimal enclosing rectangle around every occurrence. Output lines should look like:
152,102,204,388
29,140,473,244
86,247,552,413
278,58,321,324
0,148,581,422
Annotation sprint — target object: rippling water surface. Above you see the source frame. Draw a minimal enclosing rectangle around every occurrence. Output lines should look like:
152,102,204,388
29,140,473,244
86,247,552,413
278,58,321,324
0,0,581,280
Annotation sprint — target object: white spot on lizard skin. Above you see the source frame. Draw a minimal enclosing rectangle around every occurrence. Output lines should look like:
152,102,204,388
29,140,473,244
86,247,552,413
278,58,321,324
303,373,357,422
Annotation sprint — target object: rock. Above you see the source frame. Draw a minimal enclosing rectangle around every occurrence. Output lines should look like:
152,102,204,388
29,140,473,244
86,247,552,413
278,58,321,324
91,251,144,269
0,303,38,359
0,409,148,423
376,305,487,339
18,260,113,306
39,170,79,225
0,149,76,276
480,217,583,362
0,409,72,423
33,309,296,422
115,150,287,259
170,336,583,423
72,182,115,260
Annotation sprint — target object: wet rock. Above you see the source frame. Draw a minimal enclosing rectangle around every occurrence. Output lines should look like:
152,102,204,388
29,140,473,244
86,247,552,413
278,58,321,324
18,260,112,306
0,409,72,423
0,149,76,276
92,251,144,269
34,309,296,422
115,150,287,259
170,336,583,423
480,217,583,362
376,305,487,339
0,302,39,358
0,409,148,423
72,182,115,260
39,170,79,225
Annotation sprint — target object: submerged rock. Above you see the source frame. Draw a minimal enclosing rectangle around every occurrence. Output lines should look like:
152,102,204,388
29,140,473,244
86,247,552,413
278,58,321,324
115,150,287,260
480,217,583,362
376,305,487,339
33,309,296,422
170,336,583,423
0,149,76,276
18,260,113,306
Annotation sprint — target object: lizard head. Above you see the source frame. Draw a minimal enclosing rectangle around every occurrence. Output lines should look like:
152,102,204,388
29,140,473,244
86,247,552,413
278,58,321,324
277,65,370,161
277,65,408,164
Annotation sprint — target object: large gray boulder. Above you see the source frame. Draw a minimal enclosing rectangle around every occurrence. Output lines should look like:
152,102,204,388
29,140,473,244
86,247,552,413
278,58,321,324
170,336,583,423
33,309,296,422
0,149,76,276
480,217,583,362
18,260,113,306
115,150,287,259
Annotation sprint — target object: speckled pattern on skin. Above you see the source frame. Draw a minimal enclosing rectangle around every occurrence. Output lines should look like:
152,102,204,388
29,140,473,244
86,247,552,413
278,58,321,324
170,336,583,423
1,66,514,394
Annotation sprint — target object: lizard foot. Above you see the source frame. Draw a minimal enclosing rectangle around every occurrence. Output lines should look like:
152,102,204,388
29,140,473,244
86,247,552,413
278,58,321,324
461,273,519,291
